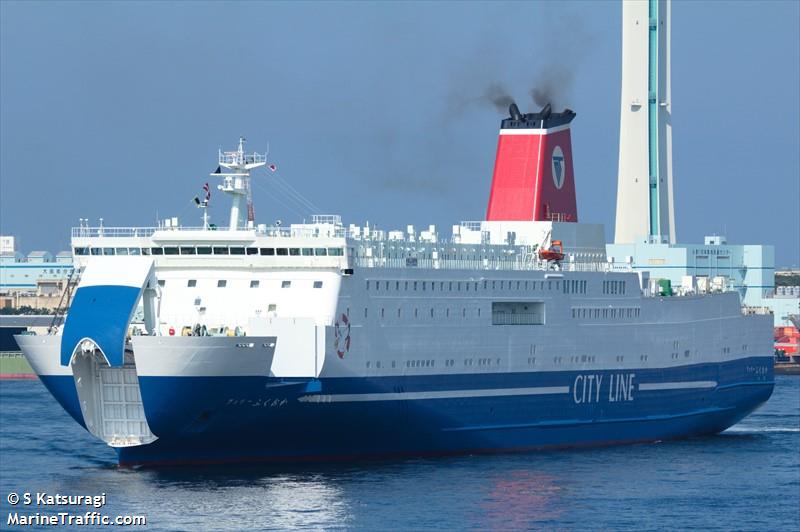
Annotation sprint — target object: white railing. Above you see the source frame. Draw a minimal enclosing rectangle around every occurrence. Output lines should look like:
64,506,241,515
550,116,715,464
742,306,773,316
73,227,159,238
351,255,616,273
219,151,267,166
69,226,624,274
459,221,482,231
311,214,342,225
72,225,351,239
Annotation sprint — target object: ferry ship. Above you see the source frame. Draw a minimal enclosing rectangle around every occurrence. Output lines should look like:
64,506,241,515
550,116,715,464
16,105,775,466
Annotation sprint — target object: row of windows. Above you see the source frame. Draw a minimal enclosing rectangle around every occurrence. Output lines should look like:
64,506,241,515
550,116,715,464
571,307,641,319
367,358,502,370
161,279,323,289
358,305,645,322
363,351,707,370
602,280,627,295
562,279,588,294
74,246,344,257
366,279,567,293
361,306,479,319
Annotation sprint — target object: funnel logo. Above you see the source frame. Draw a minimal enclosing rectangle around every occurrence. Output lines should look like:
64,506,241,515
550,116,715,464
551,146,565,189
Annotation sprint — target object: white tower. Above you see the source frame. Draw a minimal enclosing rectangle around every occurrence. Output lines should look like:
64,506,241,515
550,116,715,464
212,137,267,231
615,0,675,244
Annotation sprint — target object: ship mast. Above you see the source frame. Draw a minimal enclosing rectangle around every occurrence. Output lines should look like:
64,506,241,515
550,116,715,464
212,137,267,230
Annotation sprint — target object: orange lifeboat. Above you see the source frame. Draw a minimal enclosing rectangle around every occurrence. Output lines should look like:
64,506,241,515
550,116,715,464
538,240,565,262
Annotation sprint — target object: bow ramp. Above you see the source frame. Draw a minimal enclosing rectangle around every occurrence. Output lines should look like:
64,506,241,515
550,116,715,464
61,257,156,367
61,257,159,448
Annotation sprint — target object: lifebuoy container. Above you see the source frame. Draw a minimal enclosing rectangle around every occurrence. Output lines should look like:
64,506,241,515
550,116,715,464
169,326,175,336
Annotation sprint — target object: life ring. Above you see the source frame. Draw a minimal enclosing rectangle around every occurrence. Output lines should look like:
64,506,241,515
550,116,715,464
168,326,175,336
333,313,351,359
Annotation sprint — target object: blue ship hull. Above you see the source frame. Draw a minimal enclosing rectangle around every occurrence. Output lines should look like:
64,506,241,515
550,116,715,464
40,356,774,466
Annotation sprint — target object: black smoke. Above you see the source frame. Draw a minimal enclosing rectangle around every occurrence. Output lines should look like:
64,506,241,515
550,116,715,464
483,83,515,112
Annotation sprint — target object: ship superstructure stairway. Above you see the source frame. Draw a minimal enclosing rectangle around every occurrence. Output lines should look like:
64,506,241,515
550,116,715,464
49,267,82,334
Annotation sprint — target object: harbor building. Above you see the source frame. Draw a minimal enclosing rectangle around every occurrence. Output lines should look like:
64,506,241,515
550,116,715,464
608,0,798,328
0,236,73,310
606,239,798,327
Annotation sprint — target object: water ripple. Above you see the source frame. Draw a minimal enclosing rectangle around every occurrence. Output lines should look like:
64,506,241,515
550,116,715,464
1,376,798,531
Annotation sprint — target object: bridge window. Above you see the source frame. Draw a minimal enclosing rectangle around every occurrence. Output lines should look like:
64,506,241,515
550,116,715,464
315,248,328,256
115,248,128,255
180,247,196,255
276,248,288,256
213,246,228,255
158,280,165,287
187,279,197,287
314,281,323,288
217,280,227,288
282,281,291,288
289,248,300,256
197,247,212,255
103,248,115,255
164,247,178,255
151,248,163,255
246,247,258,255
328,248,344,256
230,247,245,255
74,247,89,255
302,248,313,256
250,280,260,288
260,248,275,256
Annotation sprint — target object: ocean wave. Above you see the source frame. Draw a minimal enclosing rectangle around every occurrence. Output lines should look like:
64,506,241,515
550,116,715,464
725,426,800,433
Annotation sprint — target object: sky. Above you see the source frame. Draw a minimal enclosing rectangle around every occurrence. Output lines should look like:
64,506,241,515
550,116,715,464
1,1,798,266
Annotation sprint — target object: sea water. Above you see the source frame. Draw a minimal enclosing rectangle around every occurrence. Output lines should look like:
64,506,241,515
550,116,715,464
1,377,797,530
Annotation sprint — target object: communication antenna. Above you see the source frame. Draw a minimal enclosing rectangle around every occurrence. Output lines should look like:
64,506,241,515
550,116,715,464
210,137,267,230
